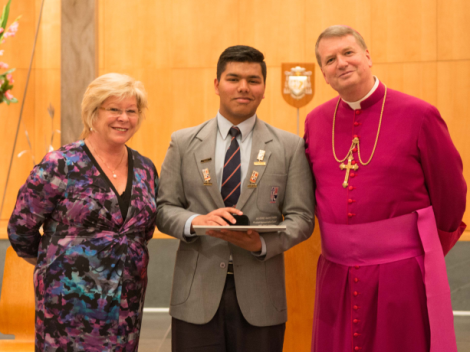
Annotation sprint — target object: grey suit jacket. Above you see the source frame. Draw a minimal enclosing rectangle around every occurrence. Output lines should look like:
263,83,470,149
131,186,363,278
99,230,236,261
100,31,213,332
156,117,315,327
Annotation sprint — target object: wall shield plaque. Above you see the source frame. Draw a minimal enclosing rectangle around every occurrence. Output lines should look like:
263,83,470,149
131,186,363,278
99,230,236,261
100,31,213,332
281,63,315,108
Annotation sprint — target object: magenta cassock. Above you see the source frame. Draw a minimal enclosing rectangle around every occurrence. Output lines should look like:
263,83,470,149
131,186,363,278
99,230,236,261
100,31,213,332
304,80,467,351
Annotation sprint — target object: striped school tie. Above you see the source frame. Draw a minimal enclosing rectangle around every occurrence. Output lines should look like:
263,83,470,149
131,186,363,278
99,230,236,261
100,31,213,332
221,126,241,207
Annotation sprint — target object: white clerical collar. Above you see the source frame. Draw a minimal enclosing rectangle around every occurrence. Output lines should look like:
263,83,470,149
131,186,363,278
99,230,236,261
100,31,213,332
343,76,380,110
217,111,256,143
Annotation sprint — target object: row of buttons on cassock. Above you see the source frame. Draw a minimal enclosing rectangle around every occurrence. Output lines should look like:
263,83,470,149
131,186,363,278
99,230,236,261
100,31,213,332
353,265,362,351
347,110,362,219
351,110,362,351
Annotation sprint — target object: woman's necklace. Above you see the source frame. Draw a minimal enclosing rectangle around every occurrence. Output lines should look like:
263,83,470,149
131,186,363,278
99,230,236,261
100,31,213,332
332,86,387,188
88,140,126,179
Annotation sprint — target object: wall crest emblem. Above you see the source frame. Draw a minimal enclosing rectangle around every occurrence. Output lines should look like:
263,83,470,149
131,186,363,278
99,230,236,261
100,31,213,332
281,63,315,109
284,66,312,99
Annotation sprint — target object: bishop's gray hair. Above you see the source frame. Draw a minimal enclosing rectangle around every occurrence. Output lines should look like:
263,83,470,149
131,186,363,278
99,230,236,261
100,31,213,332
315,25,368,67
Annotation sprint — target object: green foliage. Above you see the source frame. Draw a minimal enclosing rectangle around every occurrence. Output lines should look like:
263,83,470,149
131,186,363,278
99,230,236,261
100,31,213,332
0,67,14,76
0,0,11,41
0,67,15,104
0,0,18,105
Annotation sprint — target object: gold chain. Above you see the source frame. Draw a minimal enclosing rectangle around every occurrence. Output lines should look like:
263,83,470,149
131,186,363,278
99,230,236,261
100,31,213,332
332,86,387,165
87,140,126,178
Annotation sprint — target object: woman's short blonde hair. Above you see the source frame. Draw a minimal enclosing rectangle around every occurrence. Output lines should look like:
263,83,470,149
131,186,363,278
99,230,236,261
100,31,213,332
80,73,148,139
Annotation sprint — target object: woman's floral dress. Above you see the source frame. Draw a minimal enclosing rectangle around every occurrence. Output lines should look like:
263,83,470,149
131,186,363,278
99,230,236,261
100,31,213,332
8,141,158,352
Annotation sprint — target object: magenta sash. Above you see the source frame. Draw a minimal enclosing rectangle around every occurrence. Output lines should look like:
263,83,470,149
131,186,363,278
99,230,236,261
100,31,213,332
319,206,457,352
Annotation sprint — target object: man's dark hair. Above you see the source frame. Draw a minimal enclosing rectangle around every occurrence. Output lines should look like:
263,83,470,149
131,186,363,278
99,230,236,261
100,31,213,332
216,45,267,82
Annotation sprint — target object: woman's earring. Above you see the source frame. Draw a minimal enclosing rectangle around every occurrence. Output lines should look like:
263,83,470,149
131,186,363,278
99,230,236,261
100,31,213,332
89,127,93,132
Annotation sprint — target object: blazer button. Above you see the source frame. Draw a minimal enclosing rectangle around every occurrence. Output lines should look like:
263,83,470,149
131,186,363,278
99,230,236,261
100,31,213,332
220,262,226,269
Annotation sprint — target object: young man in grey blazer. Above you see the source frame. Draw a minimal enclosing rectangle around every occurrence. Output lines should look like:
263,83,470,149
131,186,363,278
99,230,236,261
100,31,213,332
156,45,315,352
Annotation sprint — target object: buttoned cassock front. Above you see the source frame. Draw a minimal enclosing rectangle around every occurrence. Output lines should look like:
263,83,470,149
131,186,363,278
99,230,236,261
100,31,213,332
305,81,466,352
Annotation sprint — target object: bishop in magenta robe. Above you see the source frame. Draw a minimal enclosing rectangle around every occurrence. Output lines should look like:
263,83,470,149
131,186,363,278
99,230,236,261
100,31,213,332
305,25,467,352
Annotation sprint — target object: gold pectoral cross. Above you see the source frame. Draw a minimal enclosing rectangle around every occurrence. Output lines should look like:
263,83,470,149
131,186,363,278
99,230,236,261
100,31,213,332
340,155,359,188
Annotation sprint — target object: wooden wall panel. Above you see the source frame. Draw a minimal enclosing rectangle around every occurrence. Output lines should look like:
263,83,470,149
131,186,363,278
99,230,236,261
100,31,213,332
305,0,372,64
117,68,173,168
284,221,321,352
170,0,239,69
257,65,324,138
98,0,105,71
33,68,61,158
169,69,219,127
239,0,305,67
437,61,470,226
371,0,437,63
100,0,171,71
34,0,60,70
306,65,340,109
0,247,35,342
99,67,221,169
437,0,470,60
0,1,35,68
0,0,61,221
372,62,438,106
0,69,36,220
257,66,299,134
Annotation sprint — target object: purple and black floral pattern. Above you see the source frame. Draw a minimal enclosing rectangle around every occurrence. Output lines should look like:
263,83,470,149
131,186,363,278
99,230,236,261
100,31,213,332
8,140,158,352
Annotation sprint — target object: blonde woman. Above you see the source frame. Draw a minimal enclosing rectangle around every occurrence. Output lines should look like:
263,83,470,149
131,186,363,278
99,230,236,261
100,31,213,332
8,73,158,351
